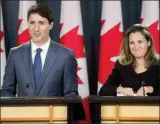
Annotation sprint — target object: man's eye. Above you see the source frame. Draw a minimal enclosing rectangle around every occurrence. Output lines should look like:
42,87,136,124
40,22,45,25
29,22,34,24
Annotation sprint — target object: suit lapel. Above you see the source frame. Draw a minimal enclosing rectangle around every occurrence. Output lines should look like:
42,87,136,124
36,41,59,95
22,42,36,92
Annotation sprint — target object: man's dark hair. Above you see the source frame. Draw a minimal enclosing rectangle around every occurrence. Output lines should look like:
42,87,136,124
27,4,54,24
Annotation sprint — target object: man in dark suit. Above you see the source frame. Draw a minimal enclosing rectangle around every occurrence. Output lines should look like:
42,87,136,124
2,4,78,97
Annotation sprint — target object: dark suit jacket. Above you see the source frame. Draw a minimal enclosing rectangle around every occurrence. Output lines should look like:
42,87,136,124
2,40,78,97
99,61,160,96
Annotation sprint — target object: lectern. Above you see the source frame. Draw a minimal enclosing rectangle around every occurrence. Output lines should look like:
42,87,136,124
0,96,82,124
89,95,160,124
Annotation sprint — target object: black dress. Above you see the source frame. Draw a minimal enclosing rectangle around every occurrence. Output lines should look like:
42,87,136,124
99,61,160,96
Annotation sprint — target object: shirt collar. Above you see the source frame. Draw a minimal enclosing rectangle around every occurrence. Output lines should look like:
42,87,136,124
31,38,51,53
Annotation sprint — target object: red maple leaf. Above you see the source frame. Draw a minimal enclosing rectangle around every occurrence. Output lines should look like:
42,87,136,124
147,21,160,54
60,24,86,84
60,24,85,58
98,21,123,84
0,30,4,52
18,19,31,45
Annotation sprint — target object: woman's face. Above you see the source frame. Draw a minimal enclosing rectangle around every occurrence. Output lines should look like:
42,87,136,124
129,32,150,59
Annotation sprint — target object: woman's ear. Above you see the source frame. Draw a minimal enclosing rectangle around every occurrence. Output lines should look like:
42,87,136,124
148,41,151,46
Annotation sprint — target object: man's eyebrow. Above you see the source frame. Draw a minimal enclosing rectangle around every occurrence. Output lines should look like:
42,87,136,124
28,20,35,23
39,20,48,23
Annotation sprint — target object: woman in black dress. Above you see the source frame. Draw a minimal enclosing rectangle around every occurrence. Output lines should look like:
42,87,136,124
99,24,160,96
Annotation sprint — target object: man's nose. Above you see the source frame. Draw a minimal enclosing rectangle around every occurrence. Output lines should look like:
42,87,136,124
34,24,40,31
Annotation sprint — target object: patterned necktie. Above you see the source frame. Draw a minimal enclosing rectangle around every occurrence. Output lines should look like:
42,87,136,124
33,48,42,87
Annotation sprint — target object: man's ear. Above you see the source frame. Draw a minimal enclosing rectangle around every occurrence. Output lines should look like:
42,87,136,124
49,22,54,29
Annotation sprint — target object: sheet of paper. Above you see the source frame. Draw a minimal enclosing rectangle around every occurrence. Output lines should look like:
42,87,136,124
117,93,147,96
117,93,137,96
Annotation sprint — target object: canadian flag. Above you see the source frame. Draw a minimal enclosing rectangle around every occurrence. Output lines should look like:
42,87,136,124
0,6,6,87
141,1,160,54
98,1,123,92
60,1,91,123
18,1,36,45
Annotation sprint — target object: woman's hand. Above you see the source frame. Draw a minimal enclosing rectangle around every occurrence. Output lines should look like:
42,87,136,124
136,86,153,96
117,86,134,96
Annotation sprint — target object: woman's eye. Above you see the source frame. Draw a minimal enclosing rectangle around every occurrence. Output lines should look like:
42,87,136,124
138,40,143,43
129,41,134,44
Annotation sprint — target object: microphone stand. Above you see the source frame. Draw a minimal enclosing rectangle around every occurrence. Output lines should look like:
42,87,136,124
141,81,145,96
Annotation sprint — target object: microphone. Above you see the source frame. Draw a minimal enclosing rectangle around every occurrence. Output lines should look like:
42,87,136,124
141,81,145,96
25,84,29,97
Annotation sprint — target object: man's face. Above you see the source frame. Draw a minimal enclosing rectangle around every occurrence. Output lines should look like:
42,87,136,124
28,13,53,43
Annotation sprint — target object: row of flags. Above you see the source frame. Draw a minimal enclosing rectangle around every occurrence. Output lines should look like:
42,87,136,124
0,1,159,123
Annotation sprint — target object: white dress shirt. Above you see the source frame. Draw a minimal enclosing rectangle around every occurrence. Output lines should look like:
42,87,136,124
31,38,51,70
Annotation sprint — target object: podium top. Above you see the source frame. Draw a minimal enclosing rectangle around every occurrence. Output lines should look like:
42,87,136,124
88,95,160,104
0,96,82,105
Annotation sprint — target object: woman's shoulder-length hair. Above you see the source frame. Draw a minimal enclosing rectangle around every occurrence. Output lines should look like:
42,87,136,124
118,24,159,68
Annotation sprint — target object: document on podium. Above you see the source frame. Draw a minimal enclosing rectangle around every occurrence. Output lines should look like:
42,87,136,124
117,93,148,96
117,93,137,96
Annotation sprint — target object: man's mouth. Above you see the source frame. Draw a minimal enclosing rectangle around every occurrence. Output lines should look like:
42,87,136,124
33,33,40,37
